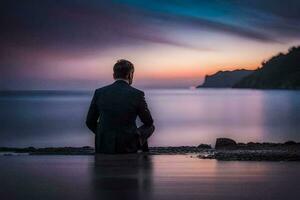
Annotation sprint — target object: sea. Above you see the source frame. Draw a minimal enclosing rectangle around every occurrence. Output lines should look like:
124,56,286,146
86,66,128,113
0,89,299,147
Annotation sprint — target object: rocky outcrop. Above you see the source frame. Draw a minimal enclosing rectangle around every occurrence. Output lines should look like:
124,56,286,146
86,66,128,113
213,150,300,161
214,138,300,150
197,144,212,149
234,46,300,89
215,138,237,149
2,139,300,161
0,146,213,155
197,69,253,88
198,138,300,161
0,146,95,155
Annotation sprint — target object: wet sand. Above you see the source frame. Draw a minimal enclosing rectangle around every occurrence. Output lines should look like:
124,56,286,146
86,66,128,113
0,154,300,200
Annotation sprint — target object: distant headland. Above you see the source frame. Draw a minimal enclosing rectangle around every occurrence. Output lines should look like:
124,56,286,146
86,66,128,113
198,46,300,90
197,69,253,88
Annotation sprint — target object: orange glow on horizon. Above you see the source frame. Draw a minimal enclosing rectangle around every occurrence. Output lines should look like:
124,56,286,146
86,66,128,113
136,63,259,80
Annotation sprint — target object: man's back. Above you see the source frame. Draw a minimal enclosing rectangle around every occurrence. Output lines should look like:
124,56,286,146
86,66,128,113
86,80,154,153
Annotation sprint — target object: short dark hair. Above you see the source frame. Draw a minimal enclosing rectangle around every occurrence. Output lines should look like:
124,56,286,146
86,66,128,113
113,59,134,79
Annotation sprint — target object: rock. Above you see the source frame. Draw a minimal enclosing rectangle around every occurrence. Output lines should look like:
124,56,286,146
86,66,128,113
284,141,297,145
197,144,212,149
247,142,256,146
215,138,237,149
214,150,300,161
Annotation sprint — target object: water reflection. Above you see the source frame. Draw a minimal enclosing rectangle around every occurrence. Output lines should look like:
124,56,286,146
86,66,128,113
1,155,300,200
92,154,153,200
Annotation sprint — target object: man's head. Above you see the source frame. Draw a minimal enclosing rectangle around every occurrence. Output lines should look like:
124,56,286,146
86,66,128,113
113,59,134,85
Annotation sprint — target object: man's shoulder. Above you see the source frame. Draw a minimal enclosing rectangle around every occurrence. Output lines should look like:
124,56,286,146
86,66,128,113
128,86,145,96
94,84,144,96
92,84,114,97
94,85,110,93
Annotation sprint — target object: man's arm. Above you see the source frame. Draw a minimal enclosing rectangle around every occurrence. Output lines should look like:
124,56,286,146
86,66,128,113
86,91,99,134
137,92,154,126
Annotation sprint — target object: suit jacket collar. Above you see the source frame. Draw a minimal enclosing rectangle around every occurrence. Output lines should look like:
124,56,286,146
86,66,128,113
114,79,129,85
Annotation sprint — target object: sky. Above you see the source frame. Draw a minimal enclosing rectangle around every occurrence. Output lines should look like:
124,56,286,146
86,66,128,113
1,0,300,89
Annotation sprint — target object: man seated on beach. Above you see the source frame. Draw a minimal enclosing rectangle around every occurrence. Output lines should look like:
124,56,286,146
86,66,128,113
86,59,155,154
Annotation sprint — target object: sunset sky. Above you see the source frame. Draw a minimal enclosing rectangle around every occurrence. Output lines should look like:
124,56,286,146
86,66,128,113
1,0,300,89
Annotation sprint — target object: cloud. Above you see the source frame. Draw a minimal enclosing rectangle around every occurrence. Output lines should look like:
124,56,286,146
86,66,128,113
1,0,300,89
116,0,300,42
1,0,300,56
0,0,207,57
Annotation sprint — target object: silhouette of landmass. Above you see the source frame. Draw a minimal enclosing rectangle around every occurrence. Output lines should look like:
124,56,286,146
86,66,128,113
234,46,300,89
197,69,253,88
197,45,300,90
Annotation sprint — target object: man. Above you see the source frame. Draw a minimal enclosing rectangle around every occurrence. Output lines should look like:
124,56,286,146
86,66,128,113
86,59,155,154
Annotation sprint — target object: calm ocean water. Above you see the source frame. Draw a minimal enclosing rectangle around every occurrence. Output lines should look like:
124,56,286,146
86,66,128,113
0,89,299,147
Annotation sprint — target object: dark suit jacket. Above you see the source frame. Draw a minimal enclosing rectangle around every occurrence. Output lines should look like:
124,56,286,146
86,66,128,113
86,80,154,154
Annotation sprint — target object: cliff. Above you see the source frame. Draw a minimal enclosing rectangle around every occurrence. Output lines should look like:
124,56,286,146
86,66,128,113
197,69,253,88
234,46,300,89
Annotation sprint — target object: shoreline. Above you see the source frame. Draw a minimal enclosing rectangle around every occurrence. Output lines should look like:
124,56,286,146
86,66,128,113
1,138,300,161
